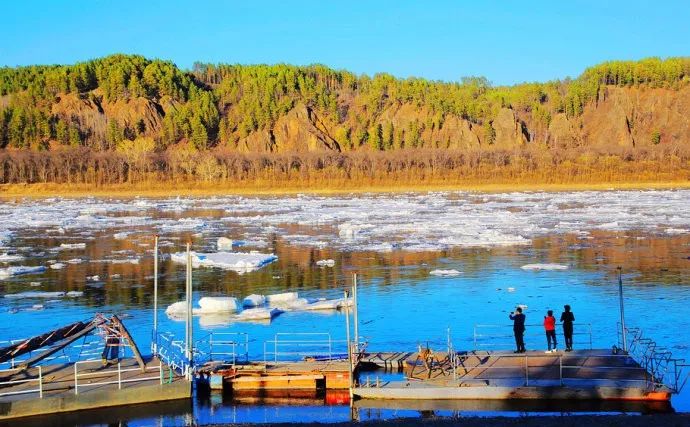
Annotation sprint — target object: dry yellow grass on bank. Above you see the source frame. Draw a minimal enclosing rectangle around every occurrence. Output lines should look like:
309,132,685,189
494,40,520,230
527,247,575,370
2,179,690,199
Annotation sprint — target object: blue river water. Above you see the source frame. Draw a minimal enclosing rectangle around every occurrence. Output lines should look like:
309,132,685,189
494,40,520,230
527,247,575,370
0,192,689,425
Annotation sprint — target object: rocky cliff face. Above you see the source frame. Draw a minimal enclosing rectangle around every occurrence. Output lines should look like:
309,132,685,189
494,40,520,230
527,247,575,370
43,84,690,153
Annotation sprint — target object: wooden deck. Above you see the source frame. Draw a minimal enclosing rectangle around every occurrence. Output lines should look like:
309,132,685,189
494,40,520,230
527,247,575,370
353,349,671,401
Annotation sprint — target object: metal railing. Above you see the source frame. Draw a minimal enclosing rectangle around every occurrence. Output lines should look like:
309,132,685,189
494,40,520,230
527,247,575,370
263,333,348,363
73,360,163,395
209,332,249,364
400,351,654,388
0,338,75,369
617,324,689,393
0,366,43,398
473,323,593,351
155,332,191,376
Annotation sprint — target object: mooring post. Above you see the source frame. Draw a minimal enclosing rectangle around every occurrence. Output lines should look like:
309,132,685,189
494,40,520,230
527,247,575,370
353,273,359,353
152,234,159,354
185,240,194,379
618,266,628,353
344,289,354,401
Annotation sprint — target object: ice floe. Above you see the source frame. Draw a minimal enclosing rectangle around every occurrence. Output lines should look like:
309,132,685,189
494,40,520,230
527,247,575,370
217,237,234,251
1,190,690,256
50,263,66,270
429,269,462,277
236,307,282,321
170,251,277,273
165,297,240,316
0,266,46,278
242,294,266,307
521,263,569,271
316,259,335,267
0,253,24,262
58,243,86,250
3,291,83,299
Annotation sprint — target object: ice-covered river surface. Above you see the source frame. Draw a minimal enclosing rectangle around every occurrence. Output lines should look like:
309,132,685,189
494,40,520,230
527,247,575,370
1,190,690,425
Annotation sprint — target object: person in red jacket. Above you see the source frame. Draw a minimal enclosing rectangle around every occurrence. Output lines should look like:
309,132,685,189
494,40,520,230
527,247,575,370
543,310,557,353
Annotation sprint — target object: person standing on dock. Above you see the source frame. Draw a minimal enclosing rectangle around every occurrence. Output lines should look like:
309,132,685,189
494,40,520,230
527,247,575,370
560,305,575,351
509,307,526,353
544,310,557,353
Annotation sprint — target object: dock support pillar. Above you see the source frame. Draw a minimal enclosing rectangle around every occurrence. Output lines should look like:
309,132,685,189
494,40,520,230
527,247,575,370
152,234,159,354
618,267,628,353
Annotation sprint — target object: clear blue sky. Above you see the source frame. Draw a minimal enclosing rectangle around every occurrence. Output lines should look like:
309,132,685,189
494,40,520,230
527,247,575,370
2,1,689,85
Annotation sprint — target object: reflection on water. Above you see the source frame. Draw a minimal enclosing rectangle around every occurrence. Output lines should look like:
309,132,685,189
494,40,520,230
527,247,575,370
1,196,690,424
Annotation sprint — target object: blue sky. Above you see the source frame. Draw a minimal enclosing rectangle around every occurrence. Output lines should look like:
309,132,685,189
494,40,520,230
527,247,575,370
2,1,689,85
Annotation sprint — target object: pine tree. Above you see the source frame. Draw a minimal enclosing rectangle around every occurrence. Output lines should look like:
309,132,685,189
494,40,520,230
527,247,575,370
368,124,382,150
191,116,208,149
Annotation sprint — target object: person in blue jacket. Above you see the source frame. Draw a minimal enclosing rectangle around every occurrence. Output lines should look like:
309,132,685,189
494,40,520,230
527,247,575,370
509,307,526,353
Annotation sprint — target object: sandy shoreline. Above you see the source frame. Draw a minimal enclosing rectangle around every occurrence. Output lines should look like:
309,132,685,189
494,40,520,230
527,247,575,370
2,181,690,199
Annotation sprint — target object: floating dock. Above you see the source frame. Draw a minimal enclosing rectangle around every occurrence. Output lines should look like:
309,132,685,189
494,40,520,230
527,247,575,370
0,357,190,420
201,360,352,392
353,349,672,401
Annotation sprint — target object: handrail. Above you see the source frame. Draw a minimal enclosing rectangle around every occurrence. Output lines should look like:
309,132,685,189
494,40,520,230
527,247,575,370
73,360,162,395
0,366,43,398
413,351,656,389
618,324,688,393
473,323,593,351
263,333,348,363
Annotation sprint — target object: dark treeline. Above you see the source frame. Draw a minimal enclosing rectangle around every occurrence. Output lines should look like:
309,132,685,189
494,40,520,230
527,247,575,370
2,147,688,186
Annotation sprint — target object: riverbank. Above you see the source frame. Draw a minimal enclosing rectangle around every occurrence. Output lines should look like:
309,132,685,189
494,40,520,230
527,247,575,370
2,180,690,199
208,414,690,427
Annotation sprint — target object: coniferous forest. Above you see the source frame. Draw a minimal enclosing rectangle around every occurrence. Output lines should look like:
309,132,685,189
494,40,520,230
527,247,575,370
1,55,689,188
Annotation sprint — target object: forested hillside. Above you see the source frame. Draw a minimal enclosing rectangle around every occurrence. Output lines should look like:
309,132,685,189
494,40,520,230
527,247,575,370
1,55,689,187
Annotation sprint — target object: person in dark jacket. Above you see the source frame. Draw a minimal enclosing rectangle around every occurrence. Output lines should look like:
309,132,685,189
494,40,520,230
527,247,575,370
509,307,526,353
560,304,575,351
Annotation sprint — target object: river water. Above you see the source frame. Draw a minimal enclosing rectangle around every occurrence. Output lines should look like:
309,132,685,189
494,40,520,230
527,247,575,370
0,190,689,425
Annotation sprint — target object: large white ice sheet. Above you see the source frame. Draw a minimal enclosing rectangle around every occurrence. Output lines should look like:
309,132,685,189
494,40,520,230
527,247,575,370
170,251,277,273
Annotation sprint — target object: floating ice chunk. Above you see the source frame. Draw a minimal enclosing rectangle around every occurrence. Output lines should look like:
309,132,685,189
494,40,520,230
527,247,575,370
166,297,240,316
30,281,41,287
198,297,240,313
665,228,687,235
87,275,100,282
59,243,86,250
242,294,266,307
50,263,66,269
266,292,299,304
236,307,282,321
338,223,369,239
217,237,233,251
0,253,25,262
66,258,83,264
66,291,84,297
316,259,335,267
520,263,569,271
165,301,187,315
507,287,516,292
429,269,462,277
300,298,353,311
4,291,64,299
31,304,45,310
0,231,13,245
113,232,130,240
170,251,277,273
109,258,140,265
269,297,315,311
0,265,46,278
